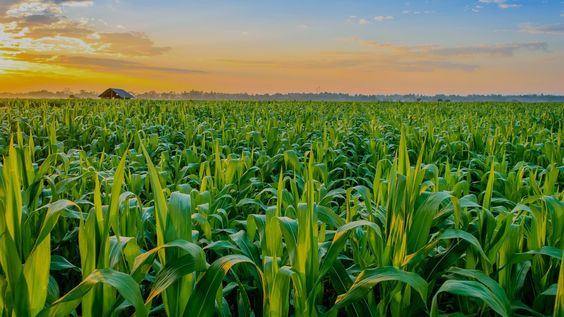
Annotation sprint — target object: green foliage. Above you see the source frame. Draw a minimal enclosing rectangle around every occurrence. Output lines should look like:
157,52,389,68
0,99,562,316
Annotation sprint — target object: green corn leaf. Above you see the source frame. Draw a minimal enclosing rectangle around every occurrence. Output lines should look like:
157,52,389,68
108,149,128,237
38,269,148,317
555,257,564,315
146,251,207,303
409,191,452,253
318,220,382,283
329,266,428,314
508,246,563,265
436,229,490,263
431,279,511,317
34,200,79,250
167,191,193,242
448,268,511,313
131,240,204,282
184,254,264,317
140,141,168,258
50,255,79,272
23,233,51,316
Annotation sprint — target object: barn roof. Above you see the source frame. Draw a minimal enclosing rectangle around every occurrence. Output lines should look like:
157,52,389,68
99,88,135,99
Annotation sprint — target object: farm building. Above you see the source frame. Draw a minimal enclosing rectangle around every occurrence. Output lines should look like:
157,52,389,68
99,88,135,99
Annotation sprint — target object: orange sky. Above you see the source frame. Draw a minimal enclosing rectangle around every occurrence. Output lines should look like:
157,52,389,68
1,0,563,94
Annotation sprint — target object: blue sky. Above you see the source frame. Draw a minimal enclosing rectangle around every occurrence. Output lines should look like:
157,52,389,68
1,0,563,93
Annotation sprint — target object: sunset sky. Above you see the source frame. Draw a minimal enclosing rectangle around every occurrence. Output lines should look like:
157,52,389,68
0,0,563,94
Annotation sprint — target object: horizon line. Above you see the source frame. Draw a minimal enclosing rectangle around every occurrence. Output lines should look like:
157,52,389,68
1,90,563,98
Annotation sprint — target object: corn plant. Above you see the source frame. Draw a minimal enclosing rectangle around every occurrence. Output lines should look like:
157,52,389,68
0,99,562,316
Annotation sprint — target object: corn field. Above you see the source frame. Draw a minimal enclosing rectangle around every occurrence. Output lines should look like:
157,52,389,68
0,100,562,317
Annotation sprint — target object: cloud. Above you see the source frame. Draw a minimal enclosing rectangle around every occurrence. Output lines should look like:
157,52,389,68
9,53,206,74
347,15,393,25
97,32,171,56
402,10,434,15
353,37,547,58
374,16,394,22
0,0,172,57
396,60,478,72
54,0,93,7
0,1,19,14
0,0,182,83
18,19,92,38
23,14,60,24
430,42,547,57
24,35,95,53
56,55,204,74
478,0,521,9
347,16,371,25
498,3,520,8
220,57,370,69
317,37,550,74
220,41,480,73
351,37,414,55
0,1,86,21
220,55,478,73
520,23,564,34
6,1,62,18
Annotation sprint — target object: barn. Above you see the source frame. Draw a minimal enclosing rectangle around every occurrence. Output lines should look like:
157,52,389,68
99,88,135,100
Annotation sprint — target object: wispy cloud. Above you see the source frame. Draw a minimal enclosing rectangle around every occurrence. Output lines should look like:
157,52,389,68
374,16,394,22
97,32,170,56
7,53,206,74
520,23,564,34
478,0,521,9
402,10,434,15
335,37,549,75
471,5,483,13
56,1,93,8
352,37,547,57
221,37,508,73
346,16,370,25
57,55,204,74
396,60,478,72
220,54,478,73
6,1,62,18
347,15,393,25
431,42,547,57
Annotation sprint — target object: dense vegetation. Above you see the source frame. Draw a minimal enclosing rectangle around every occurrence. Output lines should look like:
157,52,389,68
0,100,562,317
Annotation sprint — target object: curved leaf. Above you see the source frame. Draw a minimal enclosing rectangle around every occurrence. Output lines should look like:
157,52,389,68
131,240,204,282
146,251,207,303
431,279,510,317
436,229,490,263
318,220,382,283
183,254,264,317
39,269,148,317
329,266,428,314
